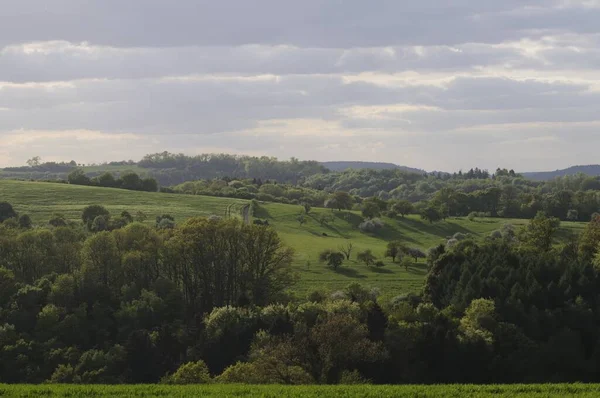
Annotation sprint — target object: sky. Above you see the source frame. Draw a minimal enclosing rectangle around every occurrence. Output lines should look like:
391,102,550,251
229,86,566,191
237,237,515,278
1,1,600,172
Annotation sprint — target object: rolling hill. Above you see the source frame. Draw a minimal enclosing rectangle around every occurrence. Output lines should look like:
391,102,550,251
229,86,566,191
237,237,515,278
522,165,600,181
321,161,425,174
0,180,586,299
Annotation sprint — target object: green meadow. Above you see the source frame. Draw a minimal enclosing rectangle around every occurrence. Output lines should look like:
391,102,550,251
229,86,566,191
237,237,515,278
1,384,599,397
0,179,586,299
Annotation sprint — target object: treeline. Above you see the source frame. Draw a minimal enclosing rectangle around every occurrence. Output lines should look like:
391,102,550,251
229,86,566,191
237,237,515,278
67,169,158,192
1,202,600,384
303,168,600,221
171,178,329,206
0,204,296,383
139,152,328,185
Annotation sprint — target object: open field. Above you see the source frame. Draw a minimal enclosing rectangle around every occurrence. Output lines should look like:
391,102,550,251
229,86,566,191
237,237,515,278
258,202,585,298
0,179,587,299
0,180,247,223
1,384,599,397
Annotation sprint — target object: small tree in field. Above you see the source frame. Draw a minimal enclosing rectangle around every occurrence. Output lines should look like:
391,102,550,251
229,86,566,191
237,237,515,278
385,241,407,263
303,203,312,214
168,360,211,384
407,247,426,262
339,241,354,260
297,213,307,225
319,249,345,270
400,256,413,271
357,249,376,266
392,200,414,218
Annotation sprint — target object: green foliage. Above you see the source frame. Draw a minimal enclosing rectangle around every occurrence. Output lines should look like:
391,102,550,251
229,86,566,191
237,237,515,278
18,214,32,229
82,205,110,229
319,249,345,270
356,249,376,266
168,360,211,384
385,241,407,262
0,201,17,223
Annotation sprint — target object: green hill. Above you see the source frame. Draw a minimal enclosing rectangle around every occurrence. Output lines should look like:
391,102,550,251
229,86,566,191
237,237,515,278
0,180,586,299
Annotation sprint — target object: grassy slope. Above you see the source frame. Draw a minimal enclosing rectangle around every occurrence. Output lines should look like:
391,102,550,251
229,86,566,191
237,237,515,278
1,384,599,397
0,180,247,223
259,203,584,298
0,180,586,299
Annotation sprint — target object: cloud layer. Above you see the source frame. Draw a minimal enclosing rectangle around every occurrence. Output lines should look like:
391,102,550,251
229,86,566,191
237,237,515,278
1,1,599,171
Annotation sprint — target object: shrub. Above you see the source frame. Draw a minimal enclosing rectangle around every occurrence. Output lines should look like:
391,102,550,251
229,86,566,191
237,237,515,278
0,202,18,223
319,249,345,270
375,260,385,267
168,360,211,384
339,369,371,384
358,218,384,233
18,214,32,229
357,249,376,266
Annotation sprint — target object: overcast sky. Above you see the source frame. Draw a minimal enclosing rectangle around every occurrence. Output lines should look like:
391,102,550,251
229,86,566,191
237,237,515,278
1,1,600,171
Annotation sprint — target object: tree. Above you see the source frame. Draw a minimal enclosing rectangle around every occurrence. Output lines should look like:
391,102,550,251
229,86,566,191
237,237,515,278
82,205,110,230
118,172,142,190
518,211,560,252
318,213,334,226
361,201,381,219
420,205,442,223
319,249,345,270
357,249,376,266
392,200,414,218
303,203,312,214
26,156,41,167
67,168,91,185
95,172,116,187
18,214,32,229
0,202,18,223
48,214,68,227
339,242,354,260
167,360,211,384
407,247,426,262
297,213,307,225
399,256,412,271
135,211,148,223
141,178,158,192
385,241,407,263
325,192,353,211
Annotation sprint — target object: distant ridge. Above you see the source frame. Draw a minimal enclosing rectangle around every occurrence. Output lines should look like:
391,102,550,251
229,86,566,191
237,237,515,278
321,161,425,174
522,165,600,181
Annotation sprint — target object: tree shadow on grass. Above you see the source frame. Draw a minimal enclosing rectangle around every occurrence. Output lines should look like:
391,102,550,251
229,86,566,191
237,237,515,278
400,217,472,238
334,211,363,228
403,262,429,275
253,205,272,219
369,267,393,274
335,267,367,279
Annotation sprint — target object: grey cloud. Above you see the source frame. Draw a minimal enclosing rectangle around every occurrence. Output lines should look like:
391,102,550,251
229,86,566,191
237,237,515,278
0,0,580,49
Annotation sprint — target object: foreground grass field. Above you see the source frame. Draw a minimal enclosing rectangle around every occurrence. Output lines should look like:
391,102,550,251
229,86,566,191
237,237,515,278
0,179,586,299
1,384,599,397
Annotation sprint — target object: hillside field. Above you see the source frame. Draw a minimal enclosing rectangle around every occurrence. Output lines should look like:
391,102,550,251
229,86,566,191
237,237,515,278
1,384,599,397
0,179,586,299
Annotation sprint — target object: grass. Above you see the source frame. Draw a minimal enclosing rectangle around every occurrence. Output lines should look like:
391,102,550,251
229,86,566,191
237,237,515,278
258,202,585,299
0,179,587,300
0,384,599,397
0,180,247,223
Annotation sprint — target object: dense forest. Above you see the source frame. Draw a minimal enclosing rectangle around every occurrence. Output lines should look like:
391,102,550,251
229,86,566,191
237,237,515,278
1,197,600,384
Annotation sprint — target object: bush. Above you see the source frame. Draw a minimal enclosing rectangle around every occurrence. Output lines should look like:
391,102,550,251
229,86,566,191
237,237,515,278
339,369,371,384
357,249,376,266
18,214,32,229
0,202,18,223
375,260,385,267
168,360,211,384
319,249,345,270
358,218,384,233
